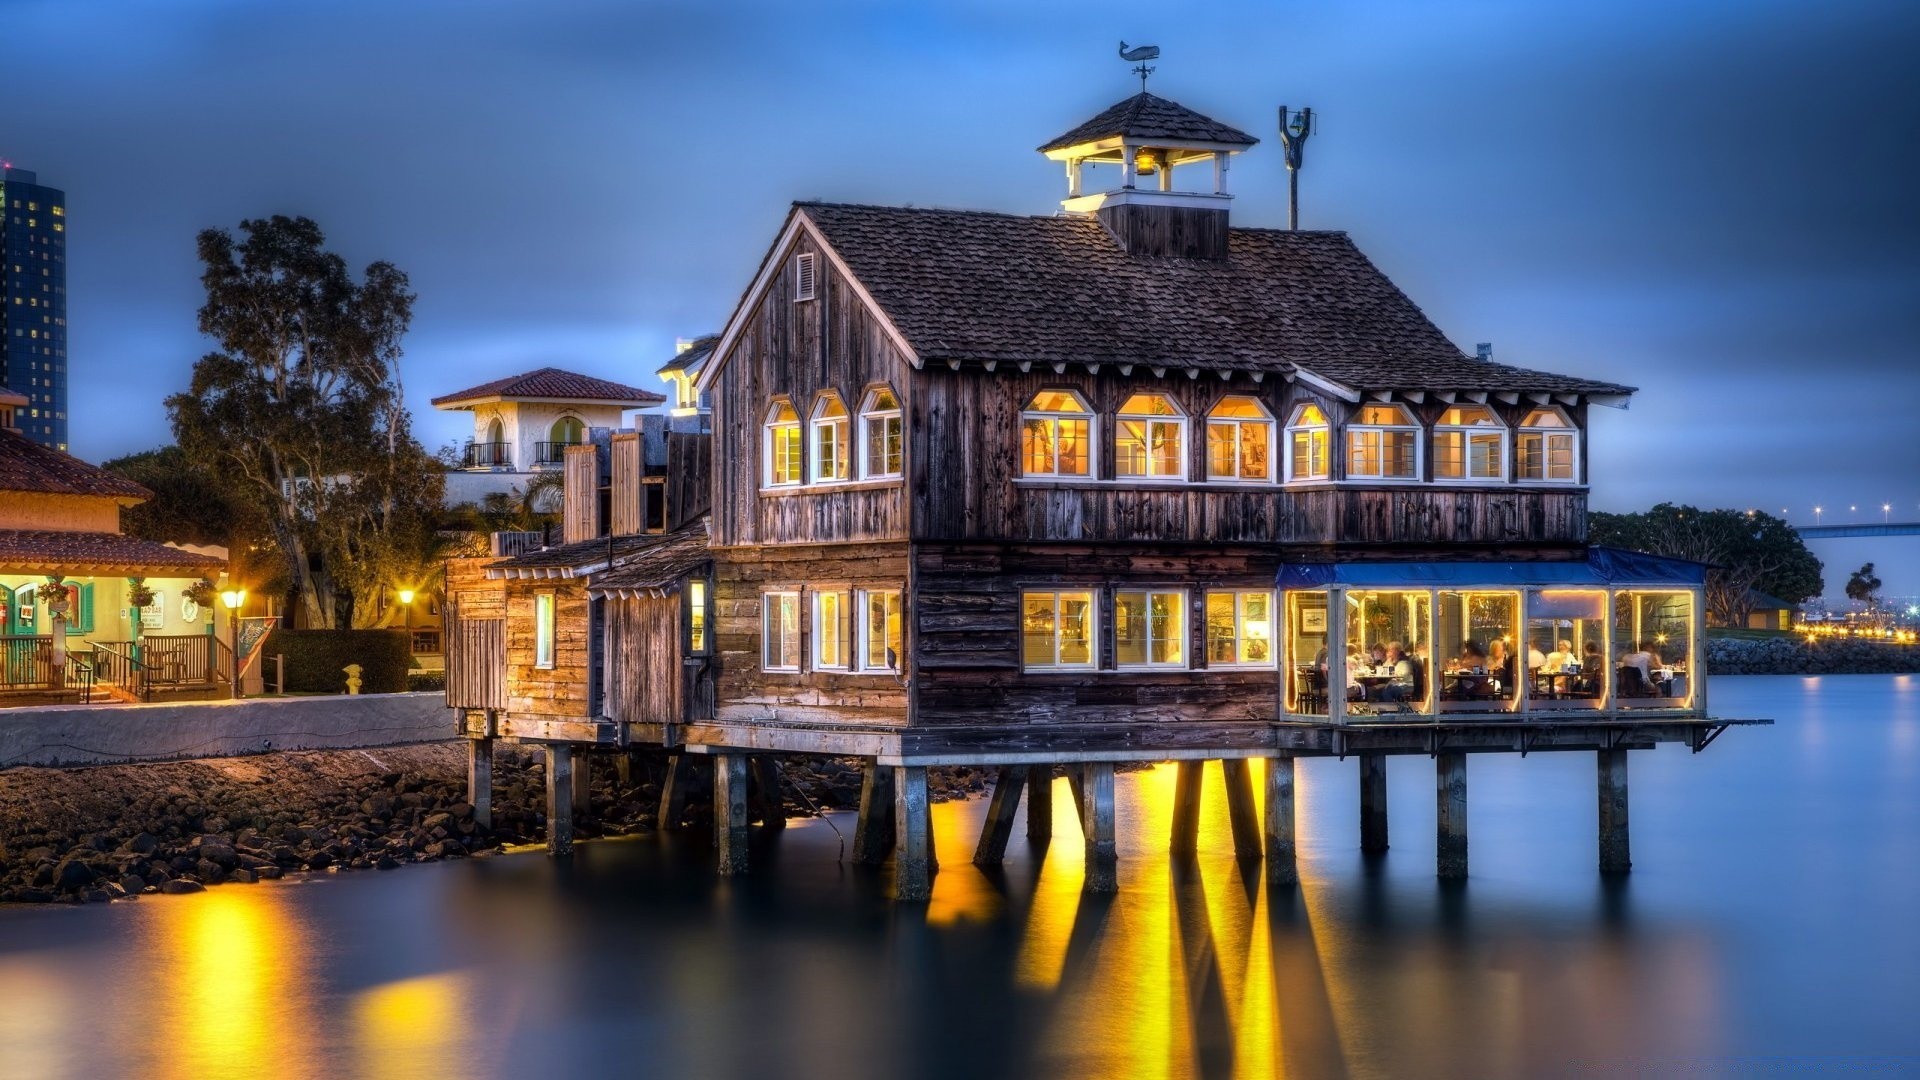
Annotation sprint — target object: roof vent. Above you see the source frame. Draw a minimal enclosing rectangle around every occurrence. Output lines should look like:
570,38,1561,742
1476,342,1493,362
793,253,817,302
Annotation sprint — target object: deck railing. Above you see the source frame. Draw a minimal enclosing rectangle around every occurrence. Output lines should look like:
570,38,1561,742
0,635,59,690
139,634,233,689
534,440,580,466
90,641,149,701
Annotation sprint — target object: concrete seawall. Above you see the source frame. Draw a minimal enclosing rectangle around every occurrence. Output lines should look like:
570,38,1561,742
0,692,454,768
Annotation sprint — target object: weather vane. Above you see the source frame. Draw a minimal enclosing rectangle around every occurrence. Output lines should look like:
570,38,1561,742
1118,41,1159,92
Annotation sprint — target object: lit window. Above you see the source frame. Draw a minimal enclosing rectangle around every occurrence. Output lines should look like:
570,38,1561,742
1206,591,1276,667
1433,405,1506,481
1020,390,1093,478
812,589,850,670
1021,590,1096,670
858,387,903,479
688,579,708,653
1115,392,1187,480
763,400,803,487
762,592,802,671
858,588,904,672
1284,403,1330,481
810,394,849,483
793,252,816,301
534,593,556,669
1516,407,1578,483
1346,403,1420,480
1115,589,1186,668
1206,395,1273,481
549,415,585,445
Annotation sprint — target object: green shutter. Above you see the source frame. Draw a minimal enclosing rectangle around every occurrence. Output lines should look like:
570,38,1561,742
71,583,95,634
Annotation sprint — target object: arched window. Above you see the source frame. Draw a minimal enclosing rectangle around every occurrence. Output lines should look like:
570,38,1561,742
550,416,585,445
1283,403,1330,482
485,416,504,445
1021,390,1093,478
1115,392,1186,480
1206,396,1273,481
763,400,803,488
1517,407,1578,483
1345,404,1420,481
859,387,903,480
810,393,849,483
1433,405,1506,482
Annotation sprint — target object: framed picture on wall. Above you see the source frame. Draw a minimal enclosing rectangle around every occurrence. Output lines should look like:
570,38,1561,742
1299,607,1326,635
141,590,166,630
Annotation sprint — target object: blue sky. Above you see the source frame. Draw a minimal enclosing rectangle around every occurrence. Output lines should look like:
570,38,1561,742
4,0,1917,594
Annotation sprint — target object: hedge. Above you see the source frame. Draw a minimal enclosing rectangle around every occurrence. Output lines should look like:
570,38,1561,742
261,629,414,694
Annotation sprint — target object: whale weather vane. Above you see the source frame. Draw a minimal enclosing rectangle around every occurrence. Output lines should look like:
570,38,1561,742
1118,40,1159,91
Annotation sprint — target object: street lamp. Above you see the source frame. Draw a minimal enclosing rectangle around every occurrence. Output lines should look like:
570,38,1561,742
221,588,246,699
1884,503,1893,523
1814,506,1823,525
397,588,416,629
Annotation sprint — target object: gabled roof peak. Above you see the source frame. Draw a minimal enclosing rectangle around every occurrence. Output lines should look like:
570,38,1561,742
1039,91,1260,153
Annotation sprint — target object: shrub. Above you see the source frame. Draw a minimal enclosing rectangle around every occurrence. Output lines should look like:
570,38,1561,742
407,670,447,693
261,629,413,694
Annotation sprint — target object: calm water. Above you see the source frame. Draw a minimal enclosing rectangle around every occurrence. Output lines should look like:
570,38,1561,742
1,675,1916,1079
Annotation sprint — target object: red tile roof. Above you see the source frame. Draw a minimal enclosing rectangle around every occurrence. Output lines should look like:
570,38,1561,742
431,367,666,408
0,427,151,500
0,530,225,576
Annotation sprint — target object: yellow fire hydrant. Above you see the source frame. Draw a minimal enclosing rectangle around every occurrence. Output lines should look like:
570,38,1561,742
344,664,363,695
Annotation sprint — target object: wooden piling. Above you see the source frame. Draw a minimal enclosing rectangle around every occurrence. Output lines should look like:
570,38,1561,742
657,753,695,831
614,750,632,787
1221,758,1264,862
1359,753,1389,854
466,737,492,830
852,760,896,866
894,766,933,901
1026,764,1054,842
1598,749,1631,874
545,744,574,857
1080,763,1118,894
1265,756,1297,886
1436,752,1468,879
715,754,750,876
749,757,787,831
1170,760,1204,858
974,766,1027,867
571,751,592,818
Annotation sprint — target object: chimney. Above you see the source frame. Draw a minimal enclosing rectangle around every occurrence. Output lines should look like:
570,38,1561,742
1476,343,1493,362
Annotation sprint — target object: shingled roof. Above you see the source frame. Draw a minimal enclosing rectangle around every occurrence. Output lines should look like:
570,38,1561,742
658,335,719,376
0,427,151,501
794,203,1633,397
1039,92,1260,152
0,531,224,576
487,530,683,578
431,367,666,408
586,520,711,597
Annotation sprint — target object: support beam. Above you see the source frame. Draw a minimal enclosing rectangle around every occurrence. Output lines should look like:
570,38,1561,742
1220,759,1264,861
657,753,695,831
851,759,895,865
1170,760,1204,859
1598,749,1631,874
1436,752,1468,879
571,751,592,819
1026,764,1054,843
614,750,632,787
1265,756,1298,886
973,766,1027,867
715,754,749,876
1359,753,1389,853
749,757,787,831
1080,763,1118,894
894,766,933,901
466,738,492,830
545,744,574,857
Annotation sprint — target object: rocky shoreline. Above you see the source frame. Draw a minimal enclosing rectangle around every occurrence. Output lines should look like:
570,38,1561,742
0,742,996,905
1707,636,1920,675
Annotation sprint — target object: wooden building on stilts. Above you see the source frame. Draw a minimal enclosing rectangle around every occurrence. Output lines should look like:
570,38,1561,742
443,84,1760,901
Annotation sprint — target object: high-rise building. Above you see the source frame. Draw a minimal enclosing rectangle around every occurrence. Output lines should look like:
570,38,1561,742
0,166,68,450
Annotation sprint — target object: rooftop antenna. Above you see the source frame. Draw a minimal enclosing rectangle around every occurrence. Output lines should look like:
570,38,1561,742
1278,105,1314,230
1118,41,1159,92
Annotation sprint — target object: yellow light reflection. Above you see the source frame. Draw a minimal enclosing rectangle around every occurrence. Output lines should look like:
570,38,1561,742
153,889,315,1080
353,972,471,1080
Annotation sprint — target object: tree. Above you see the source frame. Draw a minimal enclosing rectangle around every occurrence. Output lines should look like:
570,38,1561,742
1845,563,1883,607
103,445,254,548
1589,505,1823,626
167,215,445,628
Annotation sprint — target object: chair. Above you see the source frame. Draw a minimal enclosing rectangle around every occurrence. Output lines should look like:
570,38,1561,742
1296,670,1328,715
1617,665,1651,698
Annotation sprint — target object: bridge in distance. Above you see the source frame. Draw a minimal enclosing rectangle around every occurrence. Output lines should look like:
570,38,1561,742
1791,521,1920,539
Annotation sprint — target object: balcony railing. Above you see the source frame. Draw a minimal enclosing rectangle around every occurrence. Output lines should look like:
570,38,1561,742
534,440,581,466
463,441,512,469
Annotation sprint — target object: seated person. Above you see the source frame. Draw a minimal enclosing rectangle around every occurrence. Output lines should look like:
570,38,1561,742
1487,640,1516,694
1408,644,1429,702
1528,643,1548,672
1366,643,1388,671
1545,639,1576,672
1618,641,1658,696
1379,641,1415,702
1452,640,1494,698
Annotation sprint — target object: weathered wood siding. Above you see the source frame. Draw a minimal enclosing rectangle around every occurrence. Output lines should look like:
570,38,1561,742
443,555,505,710
608,432,644,537
504,579,592,718
708,232,913,548
562,444,602,544
712,541,912,725
605,593,683,725
666,431,712,531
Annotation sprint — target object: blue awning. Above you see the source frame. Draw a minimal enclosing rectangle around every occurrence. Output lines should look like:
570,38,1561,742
1275,546,1707,590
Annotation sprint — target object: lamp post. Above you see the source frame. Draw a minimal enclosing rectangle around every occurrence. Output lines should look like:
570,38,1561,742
1884,503,1893,523
221,588,246,699
1814,505,1823,526
397,588,415,629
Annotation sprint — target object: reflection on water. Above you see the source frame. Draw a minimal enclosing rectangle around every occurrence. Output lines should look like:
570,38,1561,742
0,675,1916,1079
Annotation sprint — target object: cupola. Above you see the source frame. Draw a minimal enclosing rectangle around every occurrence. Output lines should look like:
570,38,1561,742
1038,91,1258,260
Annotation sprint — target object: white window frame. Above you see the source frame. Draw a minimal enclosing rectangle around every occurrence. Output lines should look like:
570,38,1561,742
1283,403,1331,483
687,579,709,654
1020,390,1096,479
1205,395,1275,483
809,393,850,484
1204,590,1279,669
762,399,804,489
1113,587,1189,670
1114,392,1188,482
1432,405,1509,484
534,592,556,670
856,587,904,673
1021,589,1098,671
762,591,802,672
857,387,903,480
1344,403,1422,482
811,588,851,670
793,252,816,301
1516,406,1580,485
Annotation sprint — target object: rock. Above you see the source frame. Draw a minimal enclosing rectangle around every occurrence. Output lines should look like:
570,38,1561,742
255,866,284,880
52,857,97,891
360,795,393,818
157,879,206,895
102,881,129,900
10,887,55,903
305,851,333,869
196,860,227,884
228,868,258,884
423,812,453,832
81,888,111,904
196,841,239,869
375,856,402,870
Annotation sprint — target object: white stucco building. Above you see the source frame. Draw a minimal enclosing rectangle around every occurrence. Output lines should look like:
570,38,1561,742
431,367,666,507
